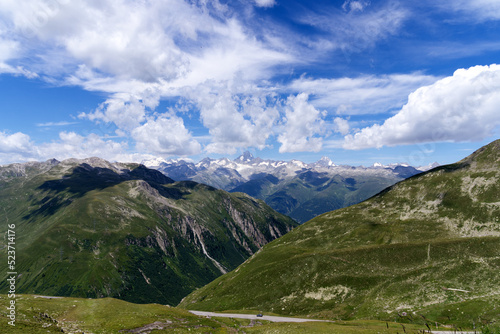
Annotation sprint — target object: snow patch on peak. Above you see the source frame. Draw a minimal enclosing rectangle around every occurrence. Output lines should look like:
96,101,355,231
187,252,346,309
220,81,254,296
291,160,306,168
141,157,169,167
236,151,254,163
417,162,440,172
317,156,335,167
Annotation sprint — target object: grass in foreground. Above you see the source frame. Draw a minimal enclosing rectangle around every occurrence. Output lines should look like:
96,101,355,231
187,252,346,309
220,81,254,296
0,294,477,333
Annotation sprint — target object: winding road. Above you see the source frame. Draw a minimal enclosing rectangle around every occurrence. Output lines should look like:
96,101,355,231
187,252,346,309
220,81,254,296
189,310,331,323
189,311,477,333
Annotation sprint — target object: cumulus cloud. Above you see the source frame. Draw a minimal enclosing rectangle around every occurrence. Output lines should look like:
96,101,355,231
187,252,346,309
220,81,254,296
0,0,293,160
132,114,201,156
0,131,136,165
333,117,350,135
0,132,36,165
191,84,280,154
37,132,130,161
0,131,34,154
79,94,150,132
344,64,500,149
278,93,325,153
6,0,495,163
290,73,439,115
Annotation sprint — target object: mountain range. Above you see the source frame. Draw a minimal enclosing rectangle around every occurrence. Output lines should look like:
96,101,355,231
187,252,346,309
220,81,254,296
180,139,500,326
0,157,296,306
145,153,436,222
1,140,499,332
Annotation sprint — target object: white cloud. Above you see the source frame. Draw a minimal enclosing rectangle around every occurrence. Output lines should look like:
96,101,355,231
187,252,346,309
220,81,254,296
79,93,156,132
278,93,325,153
0,131,138,165
37,132,130,161
342,0,370,13
333,117,350,135
0,131,33,154
0,25,38,77
344,64,500,149
174,19,292,87
0,36,18,63
132,114,201,156
298,2,407,54
192,84,280,154
1,0,291,86
0,0,292,160
0,63,38,78
254,0,276,8
36,121,78,127
8,0,497,163
290,73,439,115
439,0,500,21
0,0,194,80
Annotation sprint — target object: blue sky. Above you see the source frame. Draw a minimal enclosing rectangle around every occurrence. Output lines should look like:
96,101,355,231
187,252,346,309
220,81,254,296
1,0,500,166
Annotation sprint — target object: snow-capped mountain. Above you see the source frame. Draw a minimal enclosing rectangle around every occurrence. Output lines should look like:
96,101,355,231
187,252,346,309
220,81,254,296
417,161,441,172
148,152,436,223
150,151,435,188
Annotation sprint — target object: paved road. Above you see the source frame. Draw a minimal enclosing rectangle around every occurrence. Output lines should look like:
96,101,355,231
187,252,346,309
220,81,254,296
189,310,331,323
431,332,476,334
33,295,64,299
190,312,477,333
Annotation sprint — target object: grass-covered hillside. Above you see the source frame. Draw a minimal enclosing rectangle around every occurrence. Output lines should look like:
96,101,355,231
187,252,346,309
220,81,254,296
180,140,500,328
0,294,449,333
232,169,406,223
0,158,296,306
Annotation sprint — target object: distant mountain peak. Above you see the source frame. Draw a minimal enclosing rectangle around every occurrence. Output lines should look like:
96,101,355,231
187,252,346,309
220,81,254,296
236,151,254,162
316,156,335,167
60,157,117,169
417,161,440,172
141,157,169,167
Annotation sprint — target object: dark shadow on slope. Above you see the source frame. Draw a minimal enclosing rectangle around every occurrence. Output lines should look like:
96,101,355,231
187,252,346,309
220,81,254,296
24,163,175,220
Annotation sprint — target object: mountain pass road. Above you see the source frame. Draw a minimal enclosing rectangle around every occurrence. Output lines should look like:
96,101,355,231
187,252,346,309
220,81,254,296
189,310,331,323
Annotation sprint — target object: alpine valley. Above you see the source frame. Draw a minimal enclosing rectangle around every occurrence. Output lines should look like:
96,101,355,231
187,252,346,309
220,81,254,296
1,141,499,333
144,152,433,223
180,139,500,328
0,157,296,306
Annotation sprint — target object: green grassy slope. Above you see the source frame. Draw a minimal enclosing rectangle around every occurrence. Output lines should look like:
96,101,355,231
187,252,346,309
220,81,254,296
0,158,296,306
232,171,402,223
0,294,446,333
180,140,500,327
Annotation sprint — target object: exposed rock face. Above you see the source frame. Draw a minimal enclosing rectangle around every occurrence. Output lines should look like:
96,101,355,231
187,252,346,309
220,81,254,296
0,158,297,306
